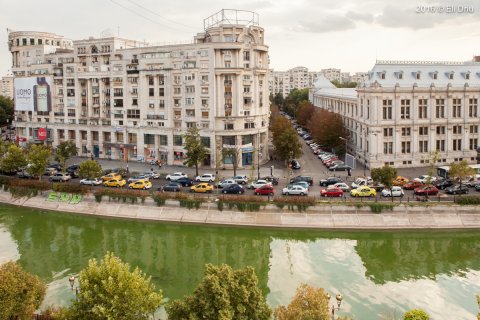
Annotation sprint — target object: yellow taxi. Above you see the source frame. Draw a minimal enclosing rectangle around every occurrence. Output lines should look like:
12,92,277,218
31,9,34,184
190,183,214,193
101,173,122,181
103,178,126,188
128,179,152,190
392,176,409,186
350,186,376,197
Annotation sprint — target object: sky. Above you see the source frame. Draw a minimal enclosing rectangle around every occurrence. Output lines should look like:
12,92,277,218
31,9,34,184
1,0,479,76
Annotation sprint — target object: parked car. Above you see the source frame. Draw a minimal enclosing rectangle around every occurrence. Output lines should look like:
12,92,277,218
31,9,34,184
166,172,188,181
413,175,438,184
128,180,152,190
326,160,344,168
320,187,343,197
291,181,310,190
190,183,214,193
66,164,80,178
319,177,342,187
381,186,404,197
143,171,160,179
333,182,350,192
290,160,301,169
17,170,36,179
262,176,279,185
475,184,480,192
413,186,439,196
403,180,425,190
103,178,126,188
101,173,122,181
49,173,71,182
47,163,63,171
435,179,454,190
445,185,469,195
392,176,409,186
232,175,249,185
290,175,313,186
350,186,376,197
44,167,57,176
282,185,308,196
329,164,352,171
217,179,237,188
195,173,216,182
222,184,245,194
79,178,102,186
255,185,275,196
127,174,150,183
160,182,182,192
248,179,272,189
175,177,195,187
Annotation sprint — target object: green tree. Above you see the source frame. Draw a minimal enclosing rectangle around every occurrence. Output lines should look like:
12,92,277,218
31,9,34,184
26,144,51,181
274,283,330,320
403,309,430,320
78,160,103,180
183,127,207,177
331,80,358,88
271,117,302,162
68,252,163,320
371,165,397,191
166,264,271,320
0,261,46,320
222,146,241,176
55,140,78,172
0,95,14,126
449,160,476,189
425,150,440,187
283,89,308,117
307,109,348,155
0,144,27,173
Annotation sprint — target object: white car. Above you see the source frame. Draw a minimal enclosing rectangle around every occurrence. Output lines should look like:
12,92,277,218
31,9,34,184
166,172,188,181
79,178,102,186
282,185,308,196
232,175,249,184
195,173,216,182
217,179,236,188
144,171,160,179
333,182,350,192
413,175,437,184
381,186,404,197
248,179,271,189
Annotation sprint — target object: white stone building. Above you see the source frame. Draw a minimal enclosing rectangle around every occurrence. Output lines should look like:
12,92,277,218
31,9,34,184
8,9,270,168
269,66,322,97
311,60,480,169
1,76,14,99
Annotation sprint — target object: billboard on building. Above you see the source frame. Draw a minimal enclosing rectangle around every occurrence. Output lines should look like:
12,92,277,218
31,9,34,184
14,77,52,112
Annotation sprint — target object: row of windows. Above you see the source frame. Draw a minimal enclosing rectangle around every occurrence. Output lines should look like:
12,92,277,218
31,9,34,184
382,138,478,154
382,98,479,119
377,70,471,80
383,125,479,137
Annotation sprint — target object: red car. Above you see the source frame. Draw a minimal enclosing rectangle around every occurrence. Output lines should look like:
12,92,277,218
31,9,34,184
254,185,275,196
323,157,338,165
403,181,424,190
414,186,439,196
320,187,344,197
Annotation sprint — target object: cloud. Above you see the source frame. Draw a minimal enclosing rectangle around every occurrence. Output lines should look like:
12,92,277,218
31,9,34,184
346,11,374,23
297,14,356,33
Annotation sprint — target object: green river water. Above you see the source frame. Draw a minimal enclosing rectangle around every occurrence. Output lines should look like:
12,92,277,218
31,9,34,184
0,204,479,319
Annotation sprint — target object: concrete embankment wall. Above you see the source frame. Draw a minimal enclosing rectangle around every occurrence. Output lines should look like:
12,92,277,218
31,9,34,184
1,190,480,230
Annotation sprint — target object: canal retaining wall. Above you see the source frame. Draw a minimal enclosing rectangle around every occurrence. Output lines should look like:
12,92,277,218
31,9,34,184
1,190,480,230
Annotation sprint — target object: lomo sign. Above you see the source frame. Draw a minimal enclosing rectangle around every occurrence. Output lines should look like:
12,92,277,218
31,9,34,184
37,127,47,141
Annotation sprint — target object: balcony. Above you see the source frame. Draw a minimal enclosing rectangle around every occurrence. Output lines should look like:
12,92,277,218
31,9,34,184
146,115,164,120
67,113,76,117
54,112,65,117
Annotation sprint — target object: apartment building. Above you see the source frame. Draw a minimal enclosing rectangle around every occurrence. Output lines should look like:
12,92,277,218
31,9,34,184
8,9,270,168
1,76,14,99
269,66,321,97
311,60,480,169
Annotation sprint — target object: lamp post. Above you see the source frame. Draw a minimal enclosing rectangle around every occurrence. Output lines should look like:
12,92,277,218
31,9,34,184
326,292,343,320
68,275,80,301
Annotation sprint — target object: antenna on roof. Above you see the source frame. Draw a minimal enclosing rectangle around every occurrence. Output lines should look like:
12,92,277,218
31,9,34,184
117,26,120,37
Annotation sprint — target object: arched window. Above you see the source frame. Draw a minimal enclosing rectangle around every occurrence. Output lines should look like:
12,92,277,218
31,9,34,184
91,45,98,54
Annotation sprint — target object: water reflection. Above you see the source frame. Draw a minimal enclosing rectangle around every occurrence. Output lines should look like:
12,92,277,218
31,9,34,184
0,205,479,319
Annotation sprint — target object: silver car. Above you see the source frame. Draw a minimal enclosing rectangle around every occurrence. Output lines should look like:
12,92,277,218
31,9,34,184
49,173,71,182
282,185,308,196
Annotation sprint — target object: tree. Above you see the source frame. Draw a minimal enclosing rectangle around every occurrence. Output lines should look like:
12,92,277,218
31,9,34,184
222,146,242,176
78,160,103,180
0,144,27,173
183,127,207,177
274,283,330,320
68,252,163,320
449,160,476,189
0,261,46,320
307,109,348,155
425,150,440,187
296,101,315,126
331,80,358,88
371,165,397,191
283,89,308,117
0,95,14,126
271,117,302,162
55,140,78,171
27,144,51,181
166,264,271,320
403,309,430,320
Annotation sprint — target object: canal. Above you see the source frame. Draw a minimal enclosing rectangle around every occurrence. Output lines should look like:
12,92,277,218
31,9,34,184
0,204,479,319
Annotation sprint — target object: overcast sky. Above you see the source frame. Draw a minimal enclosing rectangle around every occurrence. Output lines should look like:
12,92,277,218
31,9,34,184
1,0,479,76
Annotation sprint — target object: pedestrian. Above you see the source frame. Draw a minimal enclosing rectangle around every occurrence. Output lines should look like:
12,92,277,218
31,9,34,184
150,166,154,172
348,168,352,177
126,163,129,174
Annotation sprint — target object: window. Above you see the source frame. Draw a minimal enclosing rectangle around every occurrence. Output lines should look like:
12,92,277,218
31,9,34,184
416,72,421,80
436,126,446,135
452,125,462,134
149,88,154,97
453,139,462,151
400,99,410,119
126,109,140,119
148,76,154,85
201,137,210,148
418,99,428,119
401,127,411,136
202,111,209,119
159,135,168,146
224,123,234,130
185,97,194,105
242,135,253,145
173,135,182,146
449,73,454,80
436,139,445,151
186,86,195,93
470,138,478,150
382,99,392,120
144,134,155,144
244,122,255,129
433,73,438,80
174,87,181,95
159,88,164,96
243,51,250,61
223,136,236,145
419,140,428,153
452,99,462,118
469,98,478,117
419,127,429,135
401,141,411,153
383,128,393,137
383,142,393,154
159,100,165,108
435,99,445,118
470,125,478,134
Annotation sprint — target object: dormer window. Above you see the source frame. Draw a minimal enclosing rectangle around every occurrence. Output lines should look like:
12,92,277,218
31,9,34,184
415,71,421,80
463,71,471,80
433,73,437,80
395,71,404,80
446,71,454,80
377,71,386,80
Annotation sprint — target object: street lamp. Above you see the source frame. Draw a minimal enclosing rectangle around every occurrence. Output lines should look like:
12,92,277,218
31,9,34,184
326,292,343,320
